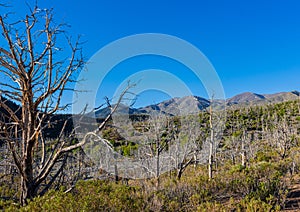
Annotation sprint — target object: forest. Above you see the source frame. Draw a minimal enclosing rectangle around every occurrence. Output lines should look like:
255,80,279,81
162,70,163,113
1,99,300,211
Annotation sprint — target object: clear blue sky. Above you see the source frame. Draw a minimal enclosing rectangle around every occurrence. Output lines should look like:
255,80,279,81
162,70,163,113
2,0,300,107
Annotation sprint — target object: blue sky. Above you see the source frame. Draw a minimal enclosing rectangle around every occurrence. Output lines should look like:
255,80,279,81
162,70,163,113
2,0,300,108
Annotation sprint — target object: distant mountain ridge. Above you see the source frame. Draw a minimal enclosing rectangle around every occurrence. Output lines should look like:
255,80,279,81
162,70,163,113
94,96,210,118
139,96,210,116
94,91,300,118
227,92,266,104
227,91,300,106
1,91,299,119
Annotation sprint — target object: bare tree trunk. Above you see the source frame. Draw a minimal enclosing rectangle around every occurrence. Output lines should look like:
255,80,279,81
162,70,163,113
194,154,197,168
20,176,36,205
241,147,246,167
241,131,247,167
177,164,183,180
208,141,213,180
177,157,193,180
114,152,119,183
231,154,235,165
208,102,214,180
156,139,160,188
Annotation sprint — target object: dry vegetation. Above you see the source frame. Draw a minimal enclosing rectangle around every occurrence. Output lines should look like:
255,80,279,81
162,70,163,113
0,4,299,211
1,100,300,211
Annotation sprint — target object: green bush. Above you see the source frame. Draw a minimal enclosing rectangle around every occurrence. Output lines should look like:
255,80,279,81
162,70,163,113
9,180,143,212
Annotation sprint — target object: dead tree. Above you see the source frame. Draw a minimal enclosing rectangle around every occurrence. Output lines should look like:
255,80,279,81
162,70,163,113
0,6,85,204
271,115,296,159
208,103,214,179
146,114,175,187
205,96,225,180
0,6,131,204
174,116,200,180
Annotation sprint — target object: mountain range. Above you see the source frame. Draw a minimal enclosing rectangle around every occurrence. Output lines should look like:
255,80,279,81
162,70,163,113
95,91,300,118
0,91,299,119
227,91,300,105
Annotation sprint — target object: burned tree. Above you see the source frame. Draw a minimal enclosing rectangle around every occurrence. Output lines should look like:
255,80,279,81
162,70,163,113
0,6,89,204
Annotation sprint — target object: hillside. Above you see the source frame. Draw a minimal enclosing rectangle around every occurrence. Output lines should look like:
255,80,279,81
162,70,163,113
94,90,300,118
0,96,73,140
0,96,21,119
228,91,300,106
1,98,299,211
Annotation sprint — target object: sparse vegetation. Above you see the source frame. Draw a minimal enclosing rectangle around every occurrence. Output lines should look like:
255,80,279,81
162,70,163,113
0,2,299,211
0,99,299,211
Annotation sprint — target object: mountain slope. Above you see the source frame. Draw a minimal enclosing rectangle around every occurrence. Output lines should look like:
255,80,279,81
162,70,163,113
227,92,265,105
0,96,21,119
73,91,300,118
139,96,210,116
227,91,299,106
